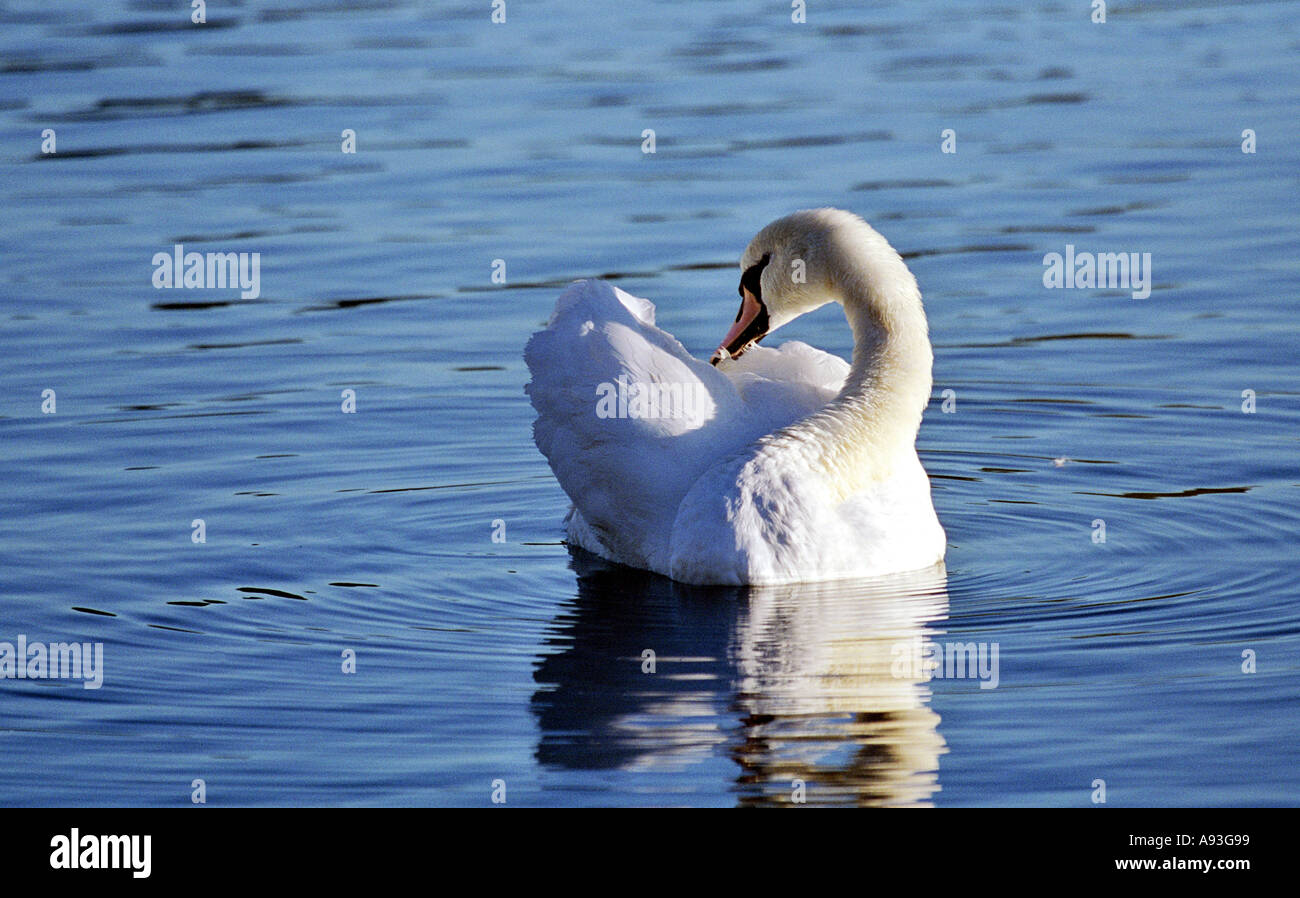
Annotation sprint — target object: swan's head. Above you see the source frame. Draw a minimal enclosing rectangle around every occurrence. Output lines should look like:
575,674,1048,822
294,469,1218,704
711,208,912,365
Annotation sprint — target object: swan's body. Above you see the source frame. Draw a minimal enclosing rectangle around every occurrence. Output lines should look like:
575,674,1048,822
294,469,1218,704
525,208,945,585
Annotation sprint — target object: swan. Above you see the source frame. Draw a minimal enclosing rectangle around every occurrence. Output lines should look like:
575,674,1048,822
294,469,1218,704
524,208,945,585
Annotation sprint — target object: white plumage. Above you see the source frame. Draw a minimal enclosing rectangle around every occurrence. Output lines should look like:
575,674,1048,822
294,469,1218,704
525,209,946,585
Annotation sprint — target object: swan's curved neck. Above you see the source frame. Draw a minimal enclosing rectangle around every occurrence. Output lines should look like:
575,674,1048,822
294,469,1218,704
782,256,933,496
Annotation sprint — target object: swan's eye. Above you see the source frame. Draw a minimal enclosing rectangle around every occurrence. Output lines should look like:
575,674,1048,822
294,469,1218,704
739,253,771,302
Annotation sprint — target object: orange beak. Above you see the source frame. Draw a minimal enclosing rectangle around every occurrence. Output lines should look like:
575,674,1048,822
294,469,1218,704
710,288,769,366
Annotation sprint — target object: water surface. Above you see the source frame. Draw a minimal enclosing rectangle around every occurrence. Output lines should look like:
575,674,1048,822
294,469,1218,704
1,0,1297,806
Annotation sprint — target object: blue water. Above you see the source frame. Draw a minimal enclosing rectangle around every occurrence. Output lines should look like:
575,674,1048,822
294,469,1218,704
1,0,1297,806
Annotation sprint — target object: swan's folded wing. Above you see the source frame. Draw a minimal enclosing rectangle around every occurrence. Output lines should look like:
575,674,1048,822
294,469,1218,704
716,340,849,435
524,280,747,567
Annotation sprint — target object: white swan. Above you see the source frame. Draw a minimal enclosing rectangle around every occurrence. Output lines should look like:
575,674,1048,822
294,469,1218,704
525,208,945,585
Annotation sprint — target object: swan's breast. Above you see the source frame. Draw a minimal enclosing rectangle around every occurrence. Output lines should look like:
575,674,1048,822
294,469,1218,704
667,443,944,586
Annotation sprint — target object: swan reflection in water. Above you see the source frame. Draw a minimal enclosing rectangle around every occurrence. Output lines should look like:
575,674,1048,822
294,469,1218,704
532,550,950,806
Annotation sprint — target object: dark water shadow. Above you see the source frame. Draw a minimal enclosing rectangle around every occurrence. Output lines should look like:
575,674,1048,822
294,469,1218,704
532,548,951,806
